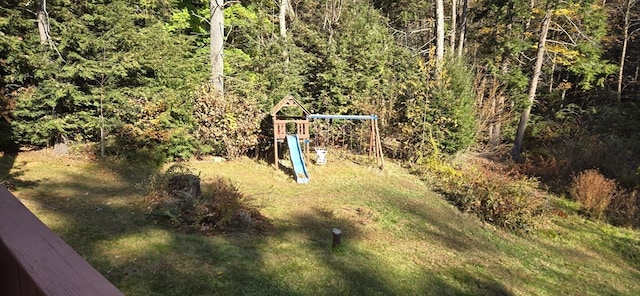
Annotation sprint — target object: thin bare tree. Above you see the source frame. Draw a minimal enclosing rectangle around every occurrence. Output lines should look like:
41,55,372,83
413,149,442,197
457,0,468,57
617,0,639,100
450,0,457,53
436,0,445,64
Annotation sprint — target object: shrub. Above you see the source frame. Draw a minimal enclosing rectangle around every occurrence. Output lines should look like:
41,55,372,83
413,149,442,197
426,156,548,232
193,84,262,159
570,169,617,220
142,164,269,234
607,189,638,228
111,97,199,163
111,125,168,167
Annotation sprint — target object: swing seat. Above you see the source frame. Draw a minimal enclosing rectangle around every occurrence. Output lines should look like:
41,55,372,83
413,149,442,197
314,147,328,165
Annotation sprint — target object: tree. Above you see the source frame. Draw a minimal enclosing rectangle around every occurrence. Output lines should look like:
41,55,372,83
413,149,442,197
510,0,614,160
36,0,50,44
512,9,552,161
309,1,407,115
279,0,295,38
2,0,206,158
616,0,640,100
450,0,457,53
279,0,288,38
456,0,468,57
436,0,445,63
210,0,224,95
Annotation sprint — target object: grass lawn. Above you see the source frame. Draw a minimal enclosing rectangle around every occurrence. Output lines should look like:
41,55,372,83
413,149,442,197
2,150,639,295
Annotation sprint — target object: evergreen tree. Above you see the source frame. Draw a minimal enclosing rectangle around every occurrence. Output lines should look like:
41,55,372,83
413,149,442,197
3,0,206,157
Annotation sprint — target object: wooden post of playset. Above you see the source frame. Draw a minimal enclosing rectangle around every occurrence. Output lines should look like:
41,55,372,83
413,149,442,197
272,120,287,170
373,117,384,169
366,116,384,169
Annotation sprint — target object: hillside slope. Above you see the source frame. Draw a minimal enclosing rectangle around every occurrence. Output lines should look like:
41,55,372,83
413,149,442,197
2,150,639,295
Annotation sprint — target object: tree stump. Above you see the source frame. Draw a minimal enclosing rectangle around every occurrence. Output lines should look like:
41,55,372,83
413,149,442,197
168,174,201,199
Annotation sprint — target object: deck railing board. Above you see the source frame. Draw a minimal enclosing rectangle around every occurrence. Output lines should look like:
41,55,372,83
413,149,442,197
0,186,123,296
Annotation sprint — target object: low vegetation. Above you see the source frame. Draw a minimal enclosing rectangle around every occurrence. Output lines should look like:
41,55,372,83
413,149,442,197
143,164,269,234
3,149,639,295
421,154,550,232
570,169,618,220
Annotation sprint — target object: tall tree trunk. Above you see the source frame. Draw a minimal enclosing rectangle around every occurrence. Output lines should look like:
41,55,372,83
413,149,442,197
457,0,468,57
279,0,294,62
549,54,556,93
450,0,457,53
525,0,535,31
100,91,105,158
436,0,445,64
618,0,635,101
279,0,288,38
36,0,49,44
511,10,552,161
210,0,224,95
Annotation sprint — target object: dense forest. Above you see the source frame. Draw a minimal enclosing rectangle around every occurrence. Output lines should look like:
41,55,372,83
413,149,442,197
1,1,639,193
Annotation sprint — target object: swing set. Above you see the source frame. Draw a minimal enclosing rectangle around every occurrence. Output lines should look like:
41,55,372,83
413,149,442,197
270,95,384,177
308,114,384,167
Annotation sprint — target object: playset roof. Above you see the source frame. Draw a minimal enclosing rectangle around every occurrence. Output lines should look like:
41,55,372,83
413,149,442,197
270,95,310,117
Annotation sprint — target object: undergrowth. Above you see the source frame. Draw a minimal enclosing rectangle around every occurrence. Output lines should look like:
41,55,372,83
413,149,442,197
141,164,270,234
568,169,640,227
419,154,550,232
608,188,639,228
519,100,640,228
569,169,617,220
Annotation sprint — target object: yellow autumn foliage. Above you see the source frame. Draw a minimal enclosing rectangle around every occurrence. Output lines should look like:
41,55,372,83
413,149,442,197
547,45,581,66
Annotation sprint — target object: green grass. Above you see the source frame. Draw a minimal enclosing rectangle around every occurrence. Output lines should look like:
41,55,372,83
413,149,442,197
2,150,640,295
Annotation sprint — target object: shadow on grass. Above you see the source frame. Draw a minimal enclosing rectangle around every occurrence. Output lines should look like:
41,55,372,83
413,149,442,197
551,220,640,296
0,126,36,189
381,195,483,252
95,156,164,186
289,208,395,295
0,150,16,182
0,152,38,190
420,268,513,296
280,205,514,295
0,118,38,190
277,162,297,182
609,234,640,271
21,163,300,295
16,155,640,295
20,160,504,295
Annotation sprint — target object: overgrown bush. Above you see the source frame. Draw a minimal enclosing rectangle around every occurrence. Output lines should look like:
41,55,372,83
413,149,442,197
607,189,639,228
110,95,200,164
193,84,262,159
519,110,608,190
143,164,269,234
570,169,617,220
522,100,640,192
424,156,548,232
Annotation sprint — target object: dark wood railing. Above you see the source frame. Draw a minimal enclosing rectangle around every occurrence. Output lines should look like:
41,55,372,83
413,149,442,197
0,185,123,296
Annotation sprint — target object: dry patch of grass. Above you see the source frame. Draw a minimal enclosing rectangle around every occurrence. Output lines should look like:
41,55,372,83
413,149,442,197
3,149,640,295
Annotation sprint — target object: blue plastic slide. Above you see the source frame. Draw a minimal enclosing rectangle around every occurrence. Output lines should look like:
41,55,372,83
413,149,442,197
286,134,310,184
